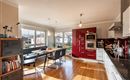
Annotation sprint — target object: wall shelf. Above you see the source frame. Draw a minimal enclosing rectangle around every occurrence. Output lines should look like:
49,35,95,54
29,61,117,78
0,38,19,41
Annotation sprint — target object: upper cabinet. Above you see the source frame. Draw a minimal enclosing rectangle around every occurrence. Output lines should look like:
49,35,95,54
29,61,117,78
123,6,130,37
121,0,130,37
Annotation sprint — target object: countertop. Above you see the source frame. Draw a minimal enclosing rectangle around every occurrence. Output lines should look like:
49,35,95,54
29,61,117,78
105,49,130,80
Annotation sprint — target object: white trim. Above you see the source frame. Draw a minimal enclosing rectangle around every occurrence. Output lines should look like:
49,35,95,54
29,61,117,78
115,14,121,21
55,20,115,30
19,19,55,30
72,56,101,63
83,20,115,26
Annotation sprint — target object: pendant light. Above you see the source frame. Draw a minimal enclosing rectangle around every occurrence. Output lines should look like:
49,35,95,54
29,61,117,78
79,13,83,27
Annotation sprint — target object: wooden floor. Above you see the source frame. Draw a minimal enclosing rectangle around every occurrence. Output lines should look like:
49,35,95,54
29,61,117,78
24,56,108,80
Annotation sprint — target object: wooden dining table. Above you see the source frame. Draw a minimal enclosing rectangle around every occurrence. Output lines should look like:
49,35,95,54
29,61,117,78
31,48,63,71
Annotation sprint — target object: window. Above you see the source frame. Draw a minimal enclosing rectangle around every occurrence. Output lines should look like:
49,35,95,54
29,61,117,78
64,32,72,46
55,32,63,47
55,32,72,47
36,31,45,47
55,32,72,54
21,28,35,49
21,28,46,49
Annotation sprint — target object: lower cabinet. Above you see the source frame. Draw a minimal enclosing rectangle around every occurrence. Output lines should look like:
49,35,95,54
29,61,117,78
103,49,123,80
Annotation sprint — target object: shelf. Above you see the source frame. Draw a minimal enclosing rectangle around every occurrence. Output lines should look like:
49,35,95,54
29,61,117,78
0,39,23,80
0,54,21,59
0,38,19,40
0,67,21,77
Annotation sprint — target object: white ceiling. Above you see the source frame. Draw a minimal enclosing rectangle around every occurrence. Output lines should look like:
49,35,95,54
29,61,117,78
17,0,121,29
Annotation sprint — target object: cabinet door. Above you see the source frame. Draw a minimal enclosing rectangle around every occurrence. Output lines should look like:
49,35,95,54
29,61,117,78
123,6,130,37
72,29,78,56
112,65,123,80
96,48,103,61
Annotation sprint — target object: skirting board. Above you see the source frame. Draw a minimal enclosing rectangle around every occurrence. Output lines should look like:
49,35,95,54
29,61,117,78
71,56,104,64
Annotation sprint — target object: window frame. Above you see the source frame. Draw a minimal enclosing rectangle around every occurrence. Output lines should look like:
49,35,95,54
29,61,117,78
21,27,46,49
55,32,72,47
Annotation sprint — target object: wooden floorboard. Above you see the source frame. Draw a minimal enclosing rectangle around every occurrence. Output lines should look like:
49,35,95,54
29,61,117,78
24,56,108,80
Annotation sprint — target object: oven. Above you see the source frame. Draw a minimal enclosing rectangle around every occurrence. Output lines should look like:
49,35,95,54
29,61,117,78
85,32,96,50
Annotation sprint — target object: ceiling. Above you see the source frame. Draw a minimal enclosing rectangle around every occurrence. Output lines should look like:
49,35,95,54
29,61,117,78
17,0,120,29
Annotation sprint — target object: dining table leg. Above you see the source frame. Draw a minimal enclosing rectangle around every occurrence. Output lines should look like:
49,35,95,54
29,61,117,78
43,54,47,72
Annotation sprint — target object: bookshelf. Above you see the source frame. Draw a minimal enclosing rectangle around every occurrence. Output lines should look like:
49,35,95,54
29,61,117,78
0,38,23,80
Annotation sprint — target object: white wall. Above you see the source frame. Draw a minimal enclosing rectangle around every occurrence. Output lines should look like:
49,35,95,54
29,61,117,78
84,22,113,38
0,1,18,37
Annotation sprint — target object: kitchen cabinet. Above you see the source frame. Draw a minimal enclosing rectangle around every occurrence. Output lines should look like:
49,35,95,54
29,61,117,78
72,27,96,59
123,6,130,37
101,49,123,80
96,48,123,80
96,48,103,61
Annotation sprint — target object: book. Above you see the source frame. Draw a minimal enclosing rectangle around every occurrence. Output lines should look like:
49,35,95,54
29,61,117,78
2,55,21,74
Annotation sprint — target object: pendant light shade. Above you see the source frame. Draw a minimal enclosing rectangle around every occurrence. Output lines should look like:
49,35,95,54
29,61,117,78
78,13,83,27
79,21,82,27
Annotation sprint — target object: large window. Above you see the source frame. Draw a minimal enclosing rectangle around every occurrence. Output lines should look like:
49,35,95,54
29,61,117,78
21,28,46,49
55,32,72,47
55,32,72,54
36,31,45,47
21,28,35,49
64,32,72,46
55,32,63,47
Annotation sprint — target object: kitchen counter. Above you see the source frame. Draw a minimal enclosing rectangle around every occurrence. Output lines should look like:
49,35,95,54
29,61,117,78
105,49,130,80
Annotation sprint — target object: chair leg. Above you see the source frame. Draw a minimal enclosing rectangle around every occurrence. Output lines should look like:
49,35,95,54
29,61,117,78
34,63,37,79
64,55,66,62
61,56,66,62
59,58,62,64
46,58,49,67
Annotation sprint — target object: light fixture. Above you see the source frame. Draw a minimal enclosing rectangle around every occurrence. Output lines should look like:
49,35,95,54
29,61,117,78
79,21,82,27
78,13,83,27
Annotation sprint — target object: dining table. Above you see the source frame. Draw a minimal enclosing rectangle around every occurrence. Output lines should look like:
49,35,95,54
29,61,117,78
31,48,63,72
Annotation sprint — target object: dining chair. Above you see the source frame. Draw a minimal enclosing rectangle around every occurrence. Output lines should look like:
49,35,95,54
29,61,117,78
57,46,63,48
60,48,67,62
23,53,37,77
47,50,62,68
23,52,47,75
23,53,37,67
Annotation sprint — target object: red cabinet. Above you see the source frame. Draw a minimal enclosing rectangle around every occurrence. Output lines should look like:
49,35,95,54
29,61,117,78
72,27,96,59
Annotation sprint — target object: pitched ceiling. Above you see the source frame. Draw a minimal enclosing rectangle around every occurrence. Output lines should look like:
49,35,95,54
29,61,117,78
17,0,120,29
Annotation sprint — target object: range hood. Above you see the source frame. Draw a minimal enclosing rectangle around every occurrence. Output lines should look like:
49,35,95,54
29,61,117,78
109,22,122,31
